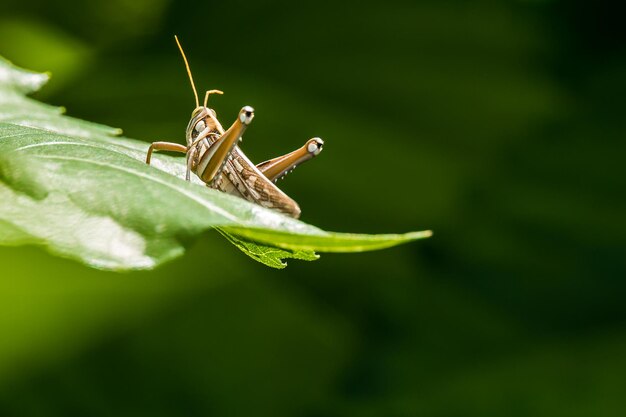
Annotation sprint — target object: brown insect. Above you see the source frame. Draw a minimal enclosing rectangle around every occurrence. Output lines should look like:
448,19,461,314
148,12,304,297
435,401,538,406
145,36,323,219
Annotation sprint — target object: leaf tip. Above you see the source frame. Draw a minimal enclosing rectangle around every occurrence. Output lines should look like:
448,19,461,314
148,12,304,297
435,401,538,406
404,229,433,242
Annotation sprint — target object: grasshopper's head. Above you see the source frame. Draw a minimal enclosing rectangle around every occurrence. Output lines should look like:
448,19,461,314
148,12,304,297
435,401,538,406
185,105,255,148
186,106,223,146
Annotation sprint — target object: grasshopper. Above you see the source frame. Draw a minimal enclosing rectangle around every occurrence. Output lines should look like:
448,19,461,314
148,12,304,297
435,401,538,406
145,36,323,219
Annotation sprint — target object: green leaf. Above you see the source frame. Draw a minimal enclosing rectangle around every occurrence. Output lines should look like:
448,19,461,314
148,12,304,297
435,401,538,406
0,56,431,270
216,228,319,269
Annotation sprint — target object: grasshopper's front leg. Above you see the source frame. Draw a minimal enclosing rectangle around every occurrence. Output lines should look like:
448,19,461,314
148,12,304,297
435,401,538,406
145,142,187,164
196,106,254,185
145,141,194,181
256,137,324,182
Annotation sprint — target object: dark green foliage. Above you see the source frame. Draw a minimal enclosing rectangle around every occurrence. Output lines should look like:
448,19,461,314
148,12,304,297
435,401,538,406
0,0,624,416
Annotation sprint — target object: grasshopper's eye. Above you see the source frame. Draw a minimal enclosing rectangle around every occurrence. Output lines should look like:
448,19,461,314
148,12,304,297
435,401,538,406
195,120,206,132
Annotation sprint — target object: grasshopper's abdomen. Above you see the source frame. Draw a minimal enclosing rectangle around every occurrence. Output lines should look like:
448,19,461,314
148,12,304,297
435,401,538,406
214,150,301,218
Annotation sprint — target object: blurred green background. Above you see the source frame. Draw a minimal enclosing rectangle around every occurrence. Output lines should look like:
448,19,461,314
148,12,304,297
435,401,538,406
0,0,625,415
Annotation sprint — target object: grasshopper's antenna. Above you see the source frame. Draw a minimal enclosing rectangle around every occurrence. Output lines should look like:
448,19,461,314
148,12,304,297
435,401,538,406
174,35,199,108
203,89,224,107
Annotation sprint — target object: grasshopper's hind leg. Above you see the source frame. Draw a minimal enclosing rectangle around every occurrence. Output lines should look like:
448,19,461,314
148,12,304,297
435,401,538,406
257,137,324,182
